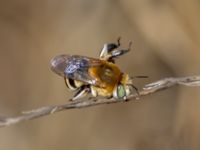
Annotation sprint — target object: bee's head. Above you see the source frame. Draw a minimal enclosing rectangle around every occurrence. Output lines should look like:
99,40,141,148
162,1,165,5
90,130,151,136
113,74,133,100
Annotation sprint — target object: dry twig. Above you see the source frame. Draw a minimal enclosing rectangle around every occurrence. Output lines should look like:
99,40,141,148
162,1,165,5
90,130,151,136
0,75,200,127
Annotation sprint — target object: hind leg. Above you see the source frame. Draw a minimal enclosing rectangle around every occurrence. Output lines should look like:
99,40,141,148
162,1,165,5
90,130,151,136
99,38,132,63
99,37,121,61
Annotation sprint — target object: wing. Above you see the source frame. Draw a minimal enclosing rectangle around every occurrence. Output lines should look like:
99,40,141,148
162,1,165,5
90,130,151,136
50,54,103,85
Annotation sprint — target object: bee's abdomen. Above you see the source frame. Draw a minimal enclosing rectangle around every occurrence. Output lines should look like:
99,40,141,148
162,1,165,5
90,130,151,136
65,78,84,90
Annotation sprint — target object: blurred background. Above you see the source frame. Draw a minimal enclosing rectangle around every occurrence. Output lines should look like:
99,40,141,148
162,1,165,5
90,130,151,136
0,0,200,150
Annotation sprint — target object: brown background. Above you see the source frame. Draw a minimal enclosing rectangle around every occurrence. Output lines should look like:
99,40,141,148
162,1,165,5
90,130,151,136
0,0,200,150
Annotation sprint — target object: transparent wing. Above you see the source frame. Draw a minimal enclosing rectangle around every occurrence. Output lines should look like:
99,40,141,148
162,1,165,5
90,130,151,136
50,54,103,86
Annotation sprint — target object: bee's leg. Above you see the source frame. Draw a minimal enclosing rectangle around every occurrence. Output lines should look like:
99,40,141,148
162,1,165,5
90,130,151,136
87,86,100,101
99,37,121,61
109,41,132,61
127,84,140,97
71,85,90,101
90,86,98,98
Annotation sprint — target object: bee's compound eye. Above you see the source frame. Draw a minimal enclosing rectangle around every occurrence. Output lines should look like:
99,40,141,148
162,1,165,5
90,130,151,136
114,84,126,99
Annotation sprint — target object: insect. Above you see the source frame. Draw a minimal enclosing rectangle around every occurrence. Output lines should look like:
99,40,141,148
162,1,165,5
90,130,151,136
50,38,147,101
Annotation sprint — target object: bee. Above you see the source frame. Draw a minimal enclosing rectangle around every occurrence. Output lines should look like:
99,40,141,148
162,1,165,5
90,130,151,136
50,38,147,101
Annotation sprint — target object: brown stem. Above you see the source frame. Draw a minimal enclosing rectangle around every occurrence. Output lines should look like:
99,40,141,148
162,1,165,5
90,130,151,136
0,75,200,127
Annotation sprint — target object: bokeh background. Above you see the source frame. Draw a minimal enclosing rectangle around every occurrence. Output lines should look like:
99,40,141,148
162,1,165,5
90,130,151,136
0,0,200,150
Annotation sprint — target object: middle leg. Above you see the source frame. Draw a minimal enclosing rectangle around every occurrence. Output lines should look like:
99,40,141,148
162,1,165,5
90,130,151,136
70,85,90,101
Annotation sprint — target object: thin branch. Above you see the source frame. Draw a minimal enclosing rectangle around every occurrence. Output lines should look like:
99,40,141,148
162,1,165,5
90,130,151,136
0,75,200,127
